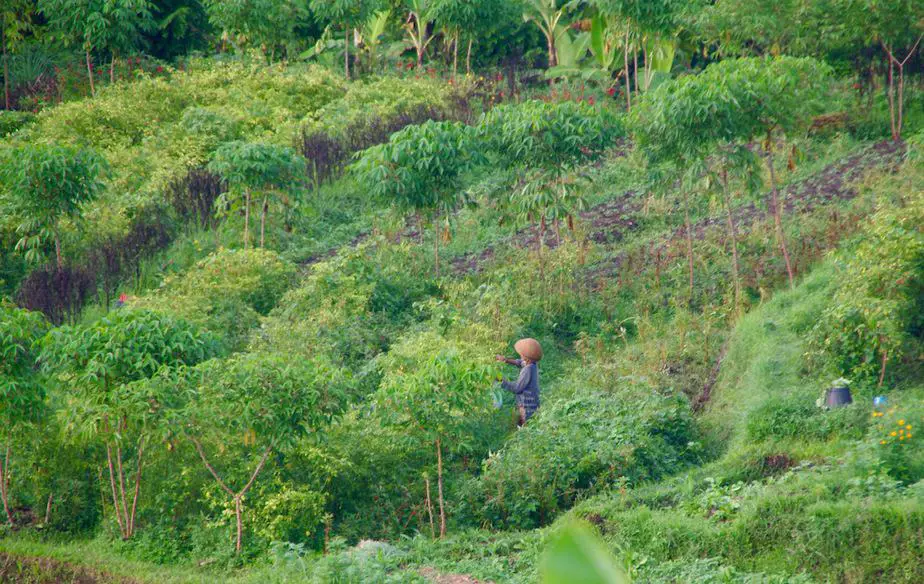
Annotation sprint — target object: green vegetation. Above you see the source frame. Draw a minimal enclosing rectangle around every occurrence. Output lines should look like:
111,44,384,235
0,1,922,583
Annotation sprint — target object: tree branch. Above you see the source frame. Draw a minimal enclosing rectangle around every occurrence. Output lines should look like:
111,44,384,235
187,435,235,496
238,445,273,497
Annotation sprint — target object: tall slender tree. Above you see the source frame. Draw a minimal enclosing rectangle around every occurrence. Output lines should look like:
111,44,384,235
176,352,347,554
310,0,382,79
354,120,483,277
0,143,107,269
0,303,48,527
40,310,215,540
1,0,34,110
40,0,154,94
208,141,303,249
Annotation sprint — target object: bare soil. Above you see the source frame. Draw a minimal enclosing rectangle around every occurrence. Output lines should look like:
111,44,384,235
419,566,494,584
0,553,137,584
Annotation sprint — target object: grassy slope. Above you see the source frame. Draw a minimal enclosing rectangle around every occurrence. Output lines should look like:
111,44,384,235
1,75,921,582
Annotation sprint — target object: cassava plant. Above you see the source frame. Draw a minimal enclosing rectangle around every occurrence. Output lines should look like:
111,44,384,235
39,310,215,540
0,302,48,527
0,143,107,269
480,100,622,279
353,120,484,277
175,352,348,554
310,0,383,80
634,56,831,291
207,140,304,249
374,333,498,537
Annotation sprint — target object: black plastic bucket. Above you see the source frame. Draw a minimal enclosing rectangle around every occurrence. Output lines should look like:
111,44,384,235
825,386,853,408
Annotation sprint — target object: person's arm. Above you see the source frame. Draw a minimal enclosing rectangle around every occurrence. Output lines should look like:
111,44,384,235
495,355,523,367
502,364,533,394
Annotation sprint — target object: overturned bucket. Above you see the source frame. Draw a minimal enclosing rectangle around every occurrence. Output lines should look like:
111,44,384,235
824,382,853,408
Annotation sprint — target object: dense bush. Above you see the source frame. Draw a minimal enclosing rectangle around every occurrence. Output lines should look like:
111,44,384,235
0,111,35,136
137,248,296,350
299,77,459,185
256,242,436,371
745,396,869,442
469,386,696,529
810,190,924,384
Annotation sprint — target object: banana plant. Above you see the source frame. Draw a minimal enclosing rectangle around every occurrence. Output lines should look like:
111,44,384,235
405,0,435,68
641,35,675,91
522,0,570,68
545,25,597,83
357,9,391,72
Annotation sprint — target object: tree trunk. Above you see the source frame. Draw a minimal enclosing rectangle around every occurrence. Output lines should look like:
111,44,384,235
105,444,126,538
466,38,472,74
260,196,268,248
886,51,897,140
452,33,458,82
128,436,145,537
344,27,351,80
235,496,243,554
633,47,639,94
764,143,794,288
86,50,95,96
424,476,435,538
433,214,441,278
682,189,694,306
435,438,445,538
110,53,115,84
878,346,888,388
720,169,742,311
3,27,9,110
538,215,546,283
882,36,923,141
54,229,63,269
243,190,251,248
115,444,131,538
189,437,271,555
1,446,13,526
546,32,557,68
623,23,631,111
44,493,53,524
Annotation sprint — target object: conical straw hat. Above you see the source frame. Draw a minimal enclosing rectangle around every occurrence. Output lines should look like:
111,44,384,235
514,338,543,361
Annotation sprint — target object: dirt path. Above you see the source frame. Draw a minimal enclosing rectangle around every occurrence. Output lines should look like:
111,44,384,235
586,139,905,282
0,553,137,584
419,567,494,584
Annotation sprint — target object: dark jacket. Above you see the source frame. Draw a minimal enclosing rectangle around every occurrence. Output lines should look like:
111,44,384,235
502,359,540,420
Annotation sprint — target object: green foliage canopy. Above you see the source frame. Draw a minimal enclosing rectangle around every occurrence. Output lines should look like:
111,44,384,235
0,143,107,266
354,120,483,217
633,56,833,166
0,302,48,433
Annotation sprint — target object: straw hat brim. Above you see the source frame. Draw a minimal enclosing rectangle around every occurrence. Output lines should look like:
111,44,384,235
514,338,543,361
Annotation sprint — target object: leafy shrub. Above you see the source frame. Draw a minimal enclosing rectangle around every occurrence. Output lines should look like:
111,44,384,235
254,486,328,548
0,111,35,136
298,77,456,185
809,192,924,384
137,248,296,349
257,242,435,369
469,387,696,528
745,395,869,442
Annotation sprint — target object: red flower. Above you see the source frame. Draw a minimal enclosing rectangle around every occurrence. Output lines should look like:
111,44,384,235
155,65,164,73
495,72,502,82
852,83,862,90
607,87,616,97
588,96,596,105
498,91,504,98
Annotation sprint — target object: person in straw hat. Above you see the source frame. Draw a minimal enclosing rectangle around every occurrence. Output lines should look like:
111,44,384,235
495,338,542,426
